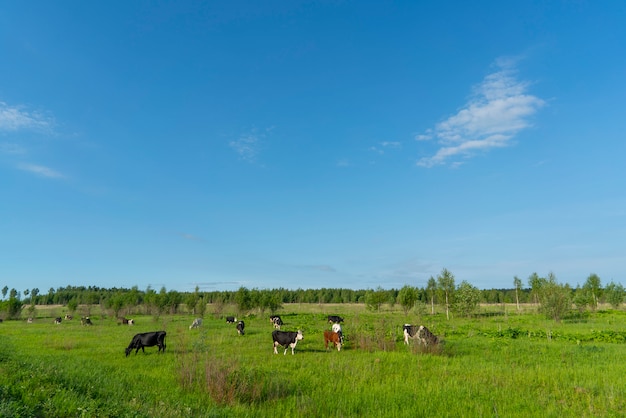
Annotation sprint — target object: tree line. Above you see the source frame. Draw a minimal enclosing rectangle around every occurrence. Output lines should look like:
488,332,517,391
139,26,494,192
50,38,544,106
1,270,624,321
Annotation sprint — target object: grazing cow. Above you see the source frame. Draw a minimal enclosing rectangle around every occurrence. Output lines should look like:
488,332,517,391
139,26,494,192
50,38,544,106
81,316,93,326
54,317,62,325
64,314,73,320
332,323,344,344
270,315,283,329
27,317,34,324
236,320,245,335
118,317,134,325
189,318,202,330
324,330,342,351
125,331,167,357
226,316,237,323
403,324,439,346
327,315,344,324
272,330,304,355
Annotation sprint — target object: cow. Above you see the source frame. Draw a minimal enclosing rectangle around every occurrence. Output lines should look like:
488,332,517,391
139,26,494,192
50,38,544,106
54,317,62,325
118,317,134,325
226,316,237,323
189,318,202,330
236,320,245,335
327,315,344,324
272,330,304,355
403,324,439,346
332,323,344,344
81,316,93,326
27,317,34,324
64,314,73,320
270,315,283,329
324,330,342,351
125,331,167,357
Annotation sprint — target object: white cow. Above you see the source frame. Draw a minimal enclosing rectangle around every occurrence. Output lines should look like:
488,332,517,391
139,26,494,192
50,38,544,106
189,318,202,330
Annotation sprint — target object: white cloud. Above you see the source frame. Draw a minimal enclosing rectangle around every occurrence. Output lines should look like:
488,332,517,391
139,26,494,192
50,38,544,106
229,127,273,163
18,163,65,179
417,59,544,167
0,101,53,132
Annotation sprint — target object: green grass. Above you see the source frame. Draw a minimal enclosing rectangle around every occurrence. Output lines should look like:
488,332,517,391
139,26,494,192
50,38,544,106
1,305,625,417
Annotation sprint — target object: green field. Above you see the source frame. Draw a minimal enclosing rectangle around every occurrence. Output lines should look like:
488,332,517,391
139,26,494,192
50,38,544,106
1,304,625,417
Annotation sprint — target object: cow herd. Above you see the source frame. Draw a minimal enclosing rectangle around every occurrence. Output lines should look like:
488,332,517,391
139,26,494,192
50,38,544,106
26,311,439,357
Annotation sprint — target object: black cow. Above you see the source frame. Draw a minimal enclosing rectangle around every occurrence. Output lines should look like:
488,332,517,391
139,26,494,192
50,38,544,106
81,316,93,326
270,315,283,329
226,316,237,323
236,320,245,335
327,315,344,324
125,331,167,357
54,317,62,325
272,330,304,355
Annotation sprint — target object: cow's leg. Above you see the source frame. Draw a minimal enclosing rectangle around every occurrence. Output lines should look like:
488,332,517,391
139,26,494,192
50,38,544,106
273,342,279,354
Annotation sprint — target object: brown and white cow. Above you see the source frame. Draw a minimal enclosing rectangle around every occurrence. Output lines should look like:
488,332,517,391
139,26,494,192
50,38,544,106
324,330,342,351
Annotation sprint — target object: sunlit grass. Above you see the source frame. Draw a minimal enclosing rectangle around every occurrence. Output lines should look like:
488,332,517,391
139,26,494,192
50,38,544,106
1,304,625,416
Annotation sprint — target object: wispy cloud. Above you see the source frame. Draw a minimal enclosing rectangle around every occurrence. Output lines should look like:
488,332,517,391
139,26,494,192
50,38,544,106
18,163,65,179
416,58,544,167
229,127,272,163
369,141,401,155
178,232,204,242
0,142,26,154
0,101,54,132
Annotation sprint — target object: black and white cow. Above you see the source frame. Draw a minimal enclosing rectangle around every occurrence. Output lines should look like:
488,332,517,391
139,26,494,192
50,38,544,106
236,320,245,335
64,314,73,320
81,316,93,326
403,324,439,346
118,317,134,325
332,323,344,344
272,330,304,355
189,318,202,329
270,315,283,329
125,331,167,357
54,317,62,325
327,315,344,324
226,316,237,323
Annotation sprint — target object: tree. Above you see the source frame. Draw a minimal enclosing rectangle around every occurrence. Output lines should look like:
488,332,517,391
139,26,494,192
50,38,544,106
397,285,418,315
582,273,602,311
426,276,437,315
365,287,389,312
455,281,481,317
67,297,79,314
1,286,8,299
513,276,522,312
538,272,571,322
528,272,545,306
437,268,455,320
234,287,253,315
604,281,625,308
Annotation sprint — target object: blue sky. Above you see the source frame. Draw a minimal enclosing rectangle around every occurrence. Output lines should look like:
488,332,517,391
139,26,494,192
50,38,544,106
1,1,625,294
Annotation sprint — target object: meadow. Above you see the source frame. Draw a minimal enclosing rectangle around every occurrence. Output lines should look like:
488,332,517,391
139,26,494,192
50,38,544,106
1,304,625,417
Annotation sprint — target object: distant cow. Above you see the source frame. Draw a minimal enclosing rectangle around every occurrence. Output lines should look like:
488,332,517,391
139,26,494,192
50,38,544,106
125,331,167,357
327,315,344,324
189,318,202,329
81,316,93,326
324,330,342,351
226,316,237,323
27,317,34,324
332,323,344,344
403,324,439,346
272,330,304,355
118,317,134,325
270,315,283,329
64,314,73,320
236,320,245,335
54,317,62,325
